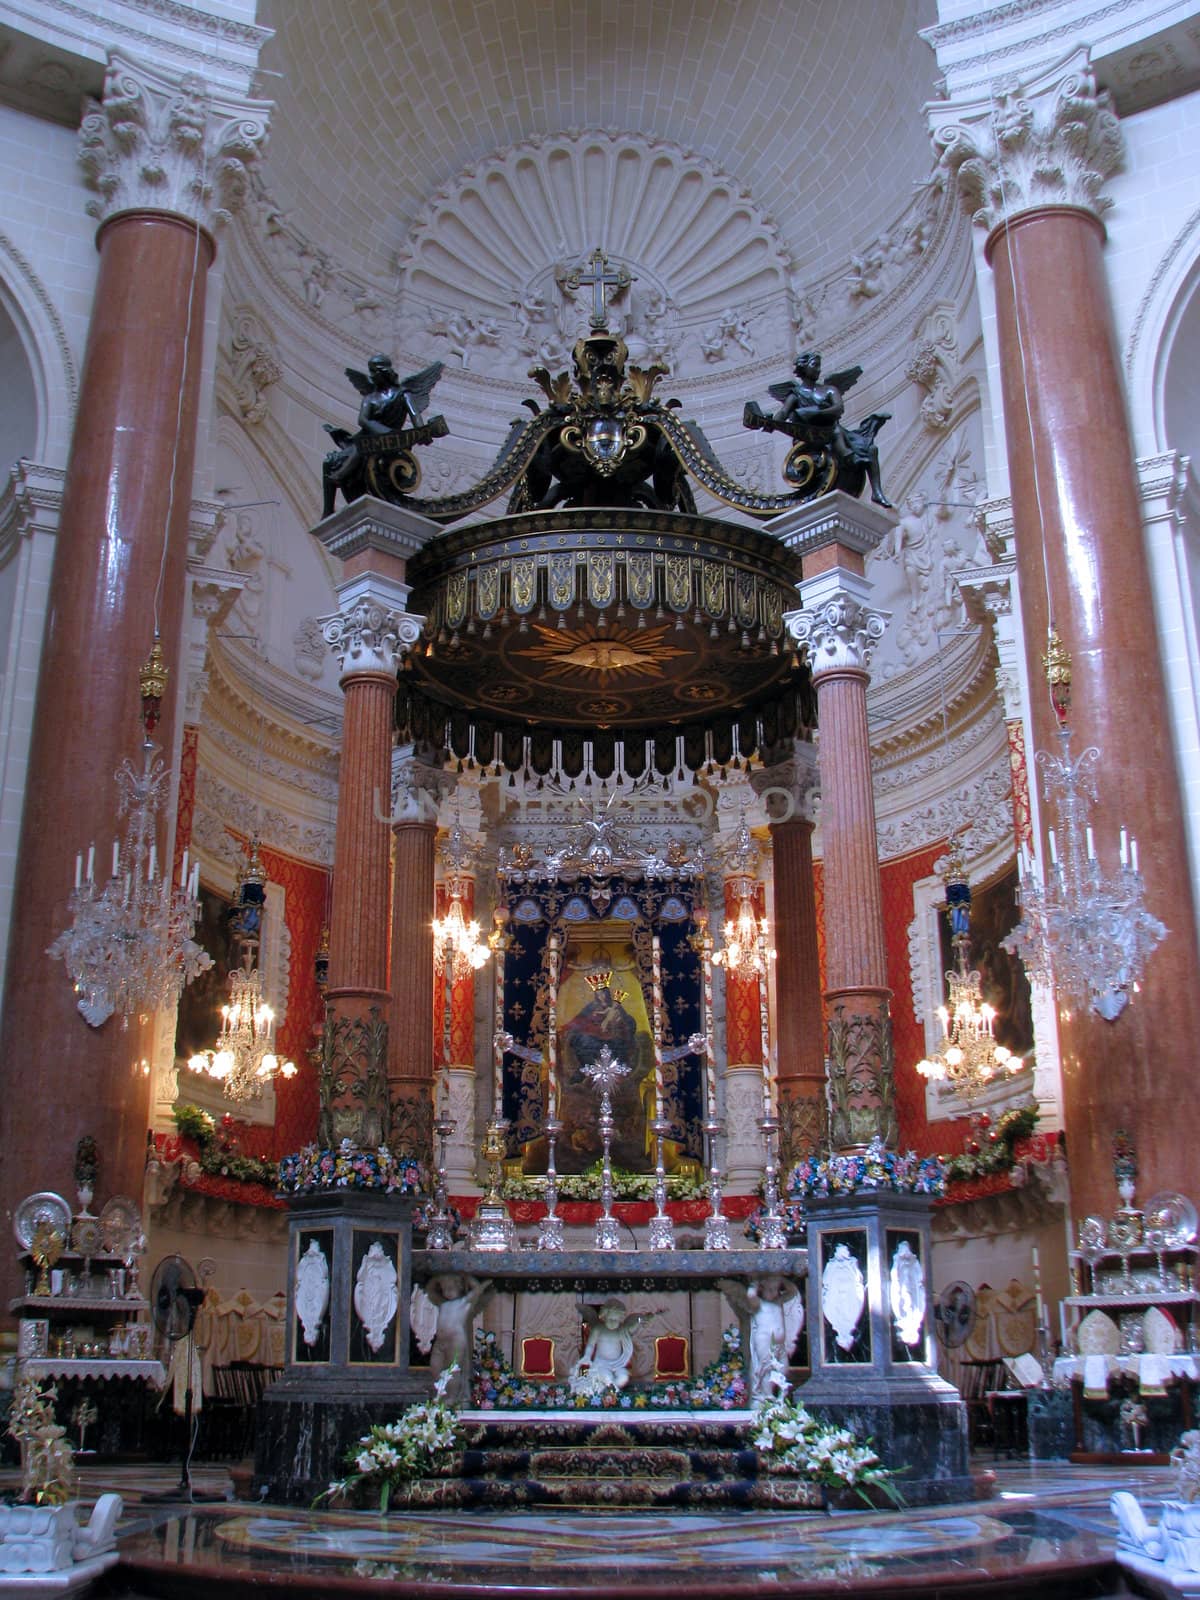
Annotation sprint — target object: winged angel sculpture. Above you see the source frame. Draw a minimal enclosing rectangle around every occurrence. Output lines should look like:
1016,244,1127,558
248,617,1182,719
321,354,448,515
743,351,893,506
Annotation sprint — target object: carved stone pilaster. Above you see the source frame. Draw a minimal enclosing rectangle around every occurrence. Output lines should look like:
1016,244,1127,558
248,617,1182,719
315,1007,391,1151
321,599,420,681
826,999,898,1152
79,53,270,232
227,307,281,426
929,47,1124,234
786,572,889,680
779,1091,827,1168
186,564,246,723
723,1066,768,1193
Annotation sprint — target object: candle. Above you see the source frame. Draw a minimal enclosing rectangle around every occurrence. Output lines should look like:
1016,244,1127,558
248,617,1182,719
1131,838,1140,874
148,843,157,882
758,925,772,1116
1120,828,1129,867
546,934,560,1122
86,845,95,883
700,927,716,1124
1032,1242,1047,1325
651,934,664,1123
1085,827,1095,861
74,853,82,891
1048,829,1058,867
493,936,506,1116
112,841,119,879
189,862,199,898
181,848,189,890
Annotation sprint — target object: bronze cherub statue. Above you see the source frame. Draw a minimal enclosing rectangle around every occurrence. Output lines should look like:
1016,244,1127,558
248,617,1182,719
743,351,893,506
321,355,448,515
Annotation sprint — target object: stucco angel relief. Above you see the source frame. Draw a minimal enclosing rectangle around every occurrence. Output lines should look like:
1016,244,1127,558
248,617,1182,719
889,1239,926,1348
822,1242,867,1354
295,1239,330,1347
353,1240,398,1354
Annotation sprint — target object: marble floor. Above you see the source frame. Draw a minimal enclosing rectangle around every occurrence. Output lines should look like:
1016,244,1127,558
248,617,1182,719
38,1460,1169,1597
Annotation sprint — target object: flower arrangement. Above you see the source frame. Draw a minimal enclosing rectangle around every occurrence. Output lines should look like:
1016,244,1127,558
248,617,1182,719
743,1199,807,1244
277,1139,423,1196
73,1135,99,1192
170,1104,278,1185
752,1385,904,1507
788,1136,944,1202
501,1164,706,1203
319,1368,461,1512
941,1105,1039,1184
471,1326,748,1411
6,1376,75,1506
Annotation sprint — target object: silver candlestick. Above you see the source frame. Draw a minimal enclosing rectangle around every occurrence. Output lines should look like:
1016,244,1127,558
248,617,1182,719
582,1044,628,1251
703,1118,731,1249
538,1116,565,1250
647,1116,676,1251
426,1113,457,1251
757,1114,788,1249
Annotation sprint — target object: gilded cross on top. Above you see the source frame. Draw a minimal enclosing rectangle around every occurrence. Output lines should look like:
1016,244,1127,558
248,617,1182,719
558,247,633,332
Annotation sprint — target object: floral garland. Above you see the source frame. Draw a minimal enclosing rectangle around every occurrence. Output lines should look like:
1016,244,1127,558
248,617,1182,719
787,1136,945,1201
472,1325,748,1411
277,1138,423,1195
752,1384,904,1507
170,1104,277,1185
318,1368,461,1511
941,1105,1039,1184
501,1165,706,1203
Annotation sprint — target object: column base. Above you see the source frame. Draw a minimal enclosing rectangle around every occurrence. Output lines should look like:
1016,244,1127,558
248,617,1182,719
795,1381,971,1507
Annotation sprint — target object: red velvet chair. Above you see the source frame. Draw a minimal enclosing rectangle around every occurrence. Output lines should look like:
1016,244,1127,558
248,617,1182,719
654,1334,689,1380
521,1336,556,1379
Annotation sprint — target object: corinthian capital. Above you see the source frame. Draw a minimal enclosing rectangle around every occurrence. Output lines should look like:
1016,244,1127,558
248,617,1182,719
787,570,888,681
79,52,270,232
929,47,1123,233
322,600,421,680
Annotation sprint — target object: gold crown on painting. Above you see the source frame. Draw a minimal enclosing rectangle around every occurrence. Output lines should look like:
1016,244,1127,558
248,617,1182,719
585,970,613,991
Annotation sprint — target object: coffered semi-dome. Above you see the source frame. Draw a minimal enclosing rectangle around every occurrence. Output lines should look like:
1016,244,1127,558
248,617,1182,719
255,0,940,290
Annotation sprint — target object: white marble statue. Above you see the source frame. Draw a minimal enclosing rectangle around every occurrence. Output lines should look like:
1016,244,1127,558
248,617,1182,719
424,1274,494,1405
352,1240,398,1354
569,1297,659,1397
889,1239,926,1348
719,1276,804,1401
294,1239,330,1347
822,1243,867,1354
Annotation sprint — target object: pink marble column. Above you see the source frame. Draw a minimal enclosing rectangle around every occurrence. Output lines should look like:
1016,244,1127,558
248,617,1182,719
932,52,1200,1220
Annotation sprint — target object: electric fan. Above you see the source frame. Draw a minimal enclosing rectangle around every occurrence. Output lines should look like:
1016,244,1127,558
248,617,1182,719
146,1253,217,1501
934,1281,978,1350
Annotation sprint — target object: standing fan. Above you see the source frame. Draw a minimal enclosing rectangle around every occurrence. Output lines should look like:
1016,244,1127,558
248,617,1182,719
934,1281,978,1350
146,1254,218,1501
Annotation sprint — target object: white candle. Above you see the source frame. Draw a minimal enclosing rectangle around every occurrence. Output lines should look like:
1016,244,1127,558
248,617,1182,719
701,928,716,1124
1085,827,1095,861
758,925,772,1116
494,939,506,1115
1048,829,1058,866
1120,828,1128,867
85,845,94,883
111,841,119,879
148,843,157,881
1032,1243,1046,1324
181,848,189,890
190,862,199,898
1131,838,1140,874
74,852,82,890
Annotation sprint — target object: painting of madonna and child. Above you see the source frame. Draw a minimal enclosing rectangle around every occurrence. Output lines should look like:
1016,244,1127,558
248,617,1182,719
517,927,702,1178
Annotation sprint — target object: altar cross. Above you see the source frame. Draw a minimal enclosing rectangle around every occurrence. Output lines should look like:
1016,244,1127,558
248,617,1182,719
561,247,634,332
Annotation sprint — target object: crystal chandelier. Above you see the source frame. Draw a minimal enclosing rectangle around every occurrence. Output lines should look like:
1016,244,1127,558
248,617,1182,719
712,818,776,979
916,844,1021,1104
433,874,490,977
187,841,297,1101
1003,635,1166,1021
49,644,212,1027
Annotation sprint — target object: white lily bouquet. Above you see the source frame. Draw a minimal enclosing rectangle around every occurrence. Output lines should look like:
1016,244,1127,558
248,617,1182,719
319,1367,462,1513
752,1386,904,1508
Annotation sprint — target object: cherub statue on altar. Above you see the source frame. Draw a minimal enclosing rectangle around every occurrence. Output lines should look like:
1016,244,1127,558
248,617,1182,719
424,1273,494,1406
569,1297,660,1397
718,1276,804,1401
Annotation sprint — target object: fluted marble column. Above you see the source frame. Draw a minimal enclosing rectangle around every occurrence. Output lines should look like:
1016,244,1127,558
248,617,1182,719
313,500,434,1152
753,744,825,1163
930,49,1200,1219
776,496,895,1151
0,57,266,1263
